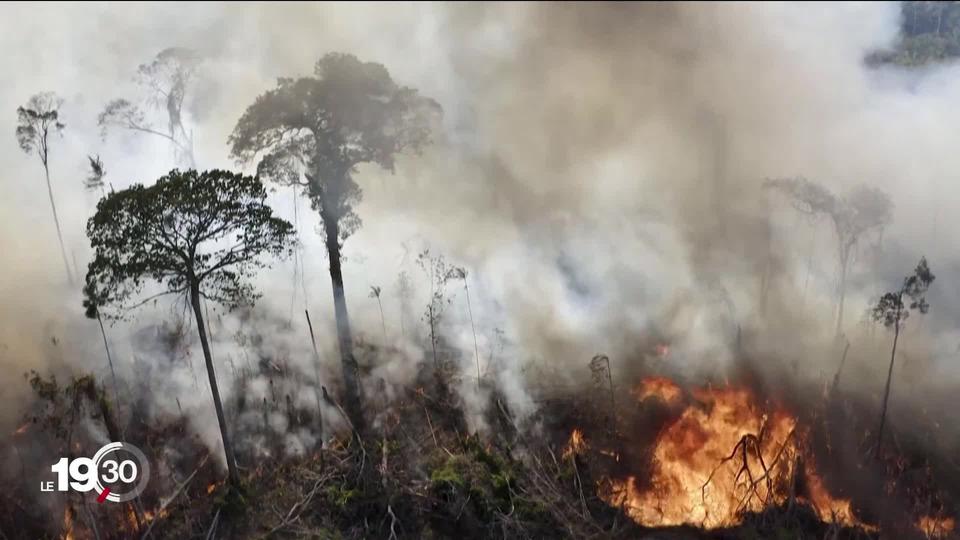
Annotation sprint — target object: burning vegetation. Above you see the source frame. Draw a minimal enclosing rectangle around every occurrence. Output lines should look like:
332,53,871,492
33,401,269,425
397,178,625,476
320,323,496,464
6,3,960,540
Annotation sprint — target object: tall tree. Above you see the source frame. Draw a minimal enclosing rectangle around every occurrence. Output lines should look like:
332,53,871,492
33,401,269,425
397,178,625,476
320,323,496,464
83,169,294,486
870,257,934,458
99,47,200,168
229,52,440,431
16,92,72,283
765,178,893,336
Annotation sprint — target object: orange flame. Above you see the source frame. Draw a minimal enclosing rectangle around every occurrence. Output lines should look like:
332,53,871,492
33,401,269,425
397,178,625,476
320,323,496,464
918,515,955,538
207,482,217,494
563,429,588,460
62,507,75,540
632,376,682,405
12,422,29,436
602,378,867,530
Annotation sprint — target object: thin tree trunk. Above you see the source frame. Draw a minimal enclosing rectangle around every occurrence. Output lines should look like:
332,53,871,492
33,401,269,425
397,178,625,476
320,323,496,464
606,356,616,431
876,302,902,458
376,296,387,346
304,309,324,437
43,162,72,284
322,212,364,434
189,281,239,486
831,340,850,396
462,278,481,389
836,248,850,337
96,312,122,437
428,304,439,369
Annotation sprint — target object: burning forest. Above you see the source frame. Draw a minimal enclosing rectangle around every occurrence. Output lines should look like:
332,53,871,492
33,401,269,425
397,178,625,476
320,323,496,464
5,2,960,539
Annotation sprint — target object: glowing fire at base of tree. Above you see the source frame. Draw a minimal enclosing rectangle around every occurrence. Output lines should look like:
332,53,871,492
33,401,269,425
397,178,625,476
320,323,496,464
62,507,75,540
593,377,870,529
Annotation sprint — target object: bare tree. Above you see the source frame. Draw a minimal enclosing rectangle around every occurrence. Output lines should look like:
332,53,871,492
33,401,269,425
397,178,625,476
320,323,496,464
99,47,200,168
765,177,893,335
369,285,387,345
450,267,482,390
16,92,72,283
870,256,934,458
417,250,456,371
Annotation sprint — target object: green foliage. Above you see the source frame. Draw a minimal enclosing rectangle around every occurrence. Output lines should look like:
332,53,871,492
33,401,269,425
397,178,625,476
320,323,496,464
83,169,295,318
229,52,441,240
869,2,960,66
325,484,360,508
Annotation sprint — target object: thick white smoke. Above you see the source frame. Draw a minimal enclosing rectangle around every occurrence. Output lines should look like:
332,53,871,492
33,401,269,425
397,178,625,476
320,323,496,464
2,2,959,459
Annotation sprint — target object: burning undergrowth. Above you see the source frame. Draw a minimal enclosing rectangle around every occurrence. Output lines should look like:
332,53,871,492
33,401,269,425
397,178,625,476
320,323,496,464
3,326,960,539
542,354,960,540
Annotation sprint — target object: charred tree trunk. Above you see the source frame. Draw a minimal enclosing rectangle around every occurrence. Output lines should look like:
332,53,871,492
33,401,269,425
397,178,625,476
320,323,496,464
875,299,902,458
42,160,72,284
321,208,365,434
189,280,240,486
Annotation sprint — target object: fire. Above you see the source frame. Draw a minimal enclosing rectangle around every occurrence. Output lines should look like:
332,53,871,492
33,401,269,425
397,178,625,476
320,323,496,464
918,515,955,538
632,376,682,404
121,505,170,532
12,422,29,436
563,429,588,460
602,378,865,529
207,482,217,494
62,507,75,540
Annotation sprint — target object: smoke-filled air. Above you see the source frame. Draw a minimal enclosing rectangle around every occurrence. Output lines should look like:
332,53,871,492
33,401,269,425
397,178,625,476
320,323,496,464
3,2,960,539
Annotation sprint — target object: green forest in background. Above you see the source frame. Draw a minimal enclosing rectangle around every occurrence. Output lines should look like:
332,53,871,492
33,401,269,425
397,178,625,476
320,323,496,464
870,1,960,66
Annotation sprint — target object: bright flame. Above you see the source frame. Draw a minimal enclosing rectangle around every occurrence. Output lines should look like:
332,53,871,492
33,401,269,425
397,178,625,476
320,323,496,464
207,482,217,494
918,515,955,538
62,507,75,540
13,422,29,436
563,429,587,460
602,378,866,529
632,377,682,405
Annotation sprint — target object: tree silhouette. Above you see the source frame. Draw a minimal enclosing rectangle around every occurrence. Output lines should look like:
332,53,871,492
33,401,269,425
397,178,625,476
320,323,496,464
870,256,934,458
83,169,294,486
765,178,892,336
84,154,107,196
229,52,440,431
99,47,200,168
16,92,72,283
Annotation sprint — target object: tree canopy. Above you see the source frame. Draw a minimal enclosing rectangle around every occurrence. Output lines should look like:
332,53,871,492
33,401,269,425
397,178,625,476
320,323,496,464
84,168,295,318
16,92,65,165
868,2,960,66
99,47,200,167
229,52,440,239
